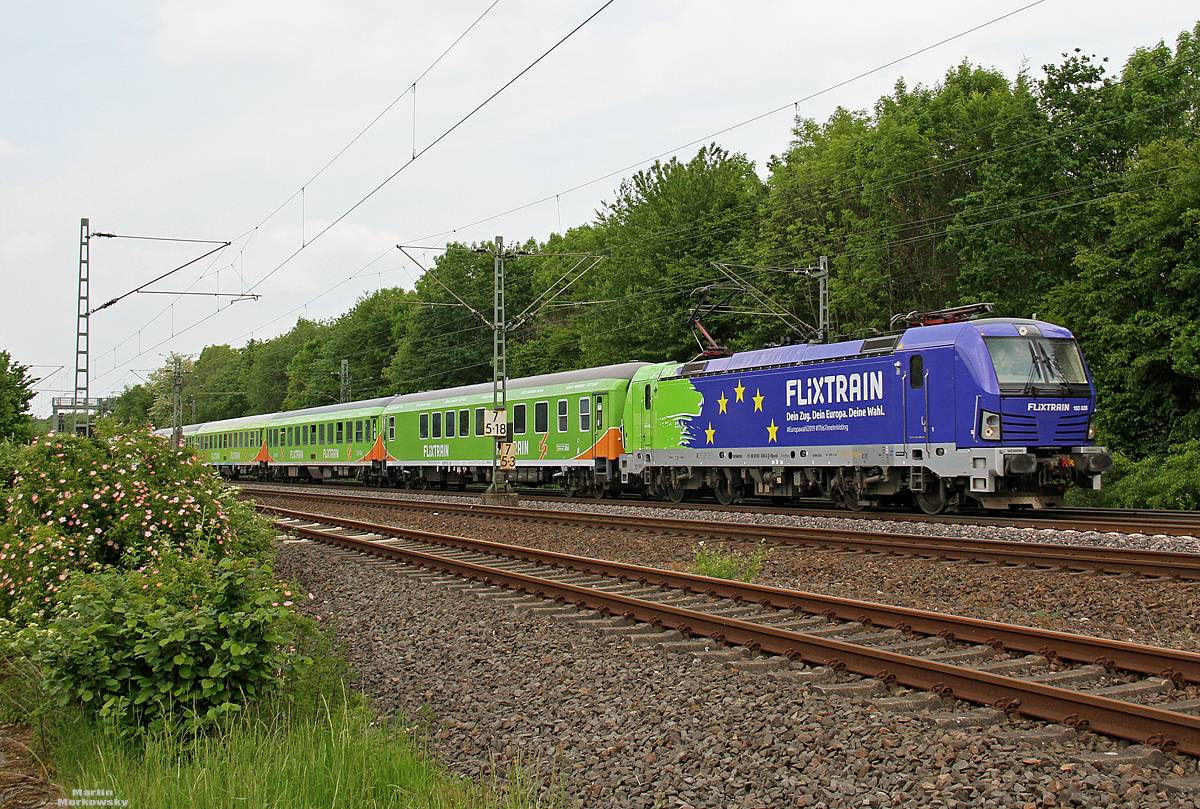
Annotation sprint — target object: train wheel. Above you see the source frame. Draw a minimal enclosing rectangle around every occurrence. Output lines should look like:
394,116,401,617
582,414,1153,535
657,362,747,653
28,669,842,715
913,478,947,515
713,477,740,506
562,483,576,499
840,486,865,512
664,481,688,503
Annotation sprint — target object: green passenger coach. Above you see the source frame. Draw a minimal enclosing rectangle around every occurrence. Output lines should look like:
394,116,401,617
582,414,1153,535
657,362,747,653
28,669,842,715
177,363,648,496
382,363,647,496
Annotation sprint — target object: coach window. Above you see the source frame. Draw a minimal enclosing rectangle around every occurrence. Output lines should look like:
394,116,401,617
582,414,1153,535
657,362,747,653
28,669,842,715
444,411,455,438
353,420,362,443
579,397,590,432
388,416,395,441
309,425,317,445
432,411,441,439
475,407,485,437
333,422,342,443
317,423,325,445
459,410,470,438
596,396,604,431
534,401,549,434
419,413,429,440
512,403,527,435
300,425,307,446
557,399,568,433
909,355,924,389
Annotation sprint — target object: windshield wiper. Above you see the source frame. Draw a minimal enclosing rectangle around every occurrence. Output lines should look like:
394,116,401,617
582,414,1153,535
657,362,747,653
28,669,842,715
1038,343,1073,395
1023,342,1041,396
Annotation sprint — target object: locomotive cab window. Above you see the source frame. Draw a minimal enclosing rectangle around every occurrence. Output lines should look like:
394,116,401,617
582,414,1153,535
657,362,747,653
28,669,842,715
984,336,1089,393
557,399,568,433
909,355,924,389
513,403,527,435
534,402,549,434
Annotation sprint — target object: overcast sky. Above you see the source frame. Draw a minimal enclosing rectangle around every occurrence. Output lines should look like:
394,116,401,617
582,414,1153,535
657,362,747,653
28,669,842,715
3,1,1197,418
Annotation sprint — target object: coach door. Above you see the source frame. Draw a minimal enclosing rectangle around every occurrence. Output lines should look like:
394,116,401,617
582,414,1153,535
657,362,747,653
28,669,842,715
587,394,604,453
904,353,930,458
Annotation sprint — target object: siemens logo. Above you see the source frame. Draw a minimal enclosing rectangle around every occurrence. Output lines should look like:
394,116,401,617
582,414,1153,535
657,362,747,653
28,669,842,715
1027,403,1072,412
786,371,884,406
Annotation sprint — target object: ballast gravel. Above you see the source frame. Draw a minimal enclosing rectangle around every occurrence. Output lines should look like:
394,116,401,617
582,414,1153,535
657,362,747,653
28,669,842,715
275,538,1200,809
260,488,1200,653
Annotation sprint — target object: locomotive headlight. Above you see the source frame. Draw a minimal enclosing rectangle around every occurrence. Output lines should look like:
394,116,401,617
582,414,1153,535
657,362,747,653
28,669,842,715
1087,415,1096,441
980,410,1002,441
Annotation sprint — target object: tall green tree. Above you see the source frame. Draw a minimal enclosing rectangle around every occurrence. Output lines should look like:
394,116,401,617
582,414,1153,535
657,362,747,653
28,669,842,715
573,144,765,365
385,245,532,394
0,350,35,442
108,383,155,426
242,319,322,415
1043,137,1200,457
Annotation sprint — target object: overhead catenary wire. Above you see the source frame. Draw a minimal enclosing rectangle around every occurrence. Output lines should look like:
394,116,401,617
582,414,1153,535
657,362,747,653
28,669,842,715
104,0,1060,384
243,0,617,297
97,4,1194,406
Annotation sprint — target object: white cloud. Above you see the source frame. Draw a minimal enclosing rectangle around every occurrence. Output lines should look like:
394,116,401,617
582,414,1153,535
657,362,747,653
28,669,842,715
0,137,16,157
152,0,351,64
1,230,52,262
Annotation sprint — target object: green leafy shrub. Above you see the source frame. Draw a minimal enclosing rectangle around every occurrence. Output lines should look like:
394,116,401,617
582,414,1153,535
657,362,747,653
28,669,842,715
0,426,273,623
1095,440,1200,510
28,556,306,733
689,540,770,582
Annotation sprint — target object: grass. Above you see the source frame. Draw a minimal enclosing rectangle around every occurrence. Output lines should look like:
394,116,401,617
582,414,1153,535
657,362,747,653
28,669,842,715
3,617,547,809
689,540,771,582
50,700,532,809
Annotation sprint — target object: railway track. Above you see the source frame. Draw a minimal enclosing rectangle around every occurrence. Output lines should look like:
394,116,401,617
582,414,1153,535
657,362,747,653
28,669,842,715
231,479,1200,537
262,504,1200,756
239,485,1200,581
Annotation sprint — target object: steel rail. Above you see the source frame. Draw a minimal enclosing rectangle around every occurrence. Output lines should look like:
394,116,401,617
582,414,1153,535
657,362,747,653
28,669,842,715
270,508,1200,756
261,505,1200,682
235,481,1200,536
243,487,1200,580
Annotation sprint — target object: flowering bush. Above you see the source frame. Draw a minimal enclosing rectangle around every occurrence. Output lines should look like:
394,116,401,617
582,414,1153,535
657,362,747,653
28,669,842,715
0,425,309,733
0,426,274,624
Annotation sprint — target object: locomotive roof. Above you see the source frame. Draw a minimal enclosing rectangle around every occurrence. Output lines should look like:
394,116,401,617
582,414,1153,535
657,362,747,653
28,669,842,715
669,317,1076,377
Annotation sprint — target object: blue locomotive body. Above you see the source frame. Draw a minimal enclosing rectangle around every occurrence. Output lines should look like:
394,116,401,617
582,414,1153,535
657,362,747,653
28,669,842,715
623,317,1111,511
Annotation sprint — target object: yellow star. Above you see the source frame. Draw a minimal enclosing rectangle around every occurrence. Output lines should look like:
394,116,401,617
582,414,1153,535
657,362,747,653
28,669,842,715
705,422,715,444
753,388,764,412
717,392,728,414
734,380,745,402
766,419,779,443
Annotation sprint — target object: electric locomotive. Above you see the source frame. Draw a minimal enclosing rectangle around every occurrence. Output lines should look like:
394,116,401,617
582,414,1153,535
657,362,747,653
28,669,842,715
618,311,1112,512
